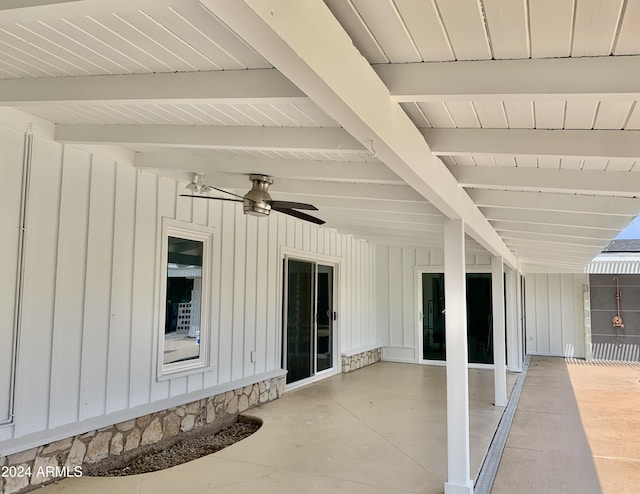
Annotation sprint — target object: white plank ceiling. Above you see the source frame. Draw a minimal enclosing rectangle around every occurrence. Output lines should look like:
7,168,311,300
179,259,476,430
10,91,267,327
2,0,640,270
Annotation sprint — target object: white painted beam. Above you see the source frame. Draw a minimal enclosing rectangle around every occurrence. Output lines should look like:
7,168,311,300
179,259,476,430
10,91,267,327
55,124,364,153
424,129,640,161
0,70,304,106
201,0,516,268
499,232,606,249
482,208,632,230
327,220,443,235
443,218,473,494
492,256,507,407
492,221,619,240
320,209,444,226
521,261,588,273
135,152,401,184
374,56,640,102
504,242,600,258
451,166,640,197
488,230,608,249
467,189,640,216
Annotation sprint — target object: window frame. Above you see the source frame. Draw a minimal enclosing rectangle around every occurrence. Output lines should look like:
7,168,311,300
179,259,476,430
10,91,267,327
156,218,213,379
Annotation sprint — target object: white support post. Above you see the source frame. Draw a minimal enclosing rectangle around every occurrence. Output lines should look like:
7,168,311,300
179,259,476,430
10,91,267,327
505,267,522,371
516,272,525,363
444,219,473,494
491,256,507,407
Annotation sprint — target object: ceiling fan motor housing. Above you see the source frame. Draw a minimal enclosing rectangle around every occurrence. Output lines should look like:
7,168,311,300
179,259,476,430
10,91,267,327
244,174,274,217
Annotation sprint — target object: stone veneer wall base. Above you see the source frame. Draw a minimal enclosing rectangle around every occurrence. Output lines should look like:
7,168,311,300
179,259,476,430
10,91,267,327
0,375,285,494
341,347,382,373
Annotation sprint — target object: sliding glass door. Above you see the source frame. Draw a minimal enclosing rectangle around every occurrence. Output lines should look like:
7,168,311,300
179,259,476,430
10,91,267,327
420,272,494,365
283,258,335,385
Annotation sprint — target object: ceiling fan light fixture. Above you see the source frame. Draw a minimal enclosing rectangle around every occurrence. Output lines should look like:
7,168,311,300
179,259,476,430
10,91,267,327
243,174,274,217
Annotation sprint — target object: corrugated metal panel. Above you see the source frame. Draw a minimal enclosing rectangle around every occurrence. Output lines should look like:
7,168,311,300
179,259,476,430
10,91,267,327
585,261,640,274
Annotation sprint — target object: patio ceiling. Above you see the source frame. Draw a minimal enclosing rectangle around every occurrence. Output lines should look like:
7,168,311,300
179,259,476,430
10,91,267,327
1,0,639,271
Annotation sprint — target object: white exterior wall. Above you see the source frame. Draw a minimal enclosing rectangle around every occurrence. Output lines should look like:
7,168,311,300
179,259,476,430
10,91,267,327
376,245,492,362
524,273,587,358
0,111,377,453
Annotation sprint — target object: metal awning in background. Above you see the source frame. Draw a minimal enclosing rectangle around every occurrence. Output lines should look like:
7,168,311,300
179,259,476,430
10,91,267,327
585,256,640,274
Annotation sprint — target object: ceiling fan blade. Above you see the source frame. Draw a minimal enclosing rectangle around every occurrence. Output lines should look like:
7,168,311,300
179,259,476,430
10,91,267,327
207,186,246,200
180,195,243,203
272,206,325,225
268,200,318,211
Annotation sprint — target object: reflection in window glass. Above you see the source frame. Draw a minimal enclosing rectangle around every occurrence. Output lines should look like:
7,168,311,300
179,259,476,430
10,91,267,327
164,236,203,365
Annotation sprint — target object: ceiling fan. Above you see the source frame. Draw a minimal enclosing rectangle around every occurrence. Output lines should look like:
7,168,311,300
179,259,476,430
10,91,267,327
181,174,325,225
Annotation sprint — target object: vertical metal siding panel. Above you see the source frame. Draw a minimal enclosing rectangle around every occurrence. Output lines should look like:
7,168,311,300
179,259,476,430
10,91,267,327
79,155,116,421
524,275,537,355
274,214,287,368
217,201,235,384
106,162,136,414
176,193,193,222
548,274,563,355
294,220,303,250
344,236,352,351
150,177,176,401
0,127,24,424
254,217,269,374
243,215,258,379
535,274,551,354
129,171,157,407
13,138,62,437
286,216,295,247
402,248,415,348
204,196,222,389
264,214,279,372
415,248,429,266
310,223,317,254
192,194,208,226
388,247,403,347
49,146,91,428
231,209,247,381
302,222,310,251
376,245,390,347
560,275,574,357
317,228,325,255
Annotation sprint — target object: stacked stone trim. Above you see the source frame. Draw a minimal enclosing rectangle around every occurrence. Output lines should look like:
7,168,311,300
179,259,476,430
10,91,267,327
0,375,284,494
341,347,382,373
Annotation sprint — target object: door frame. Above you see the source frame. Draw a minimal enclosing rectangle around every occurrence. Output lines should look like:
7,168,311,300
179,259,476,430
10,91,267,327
280,247,340,389
415,265,496,369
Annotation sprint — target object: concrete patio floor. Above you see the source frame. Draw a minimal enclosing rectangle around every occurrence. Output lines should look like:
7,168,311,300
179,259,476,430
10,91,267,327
34,362,516,494
23,357,640,494
493,356,640,494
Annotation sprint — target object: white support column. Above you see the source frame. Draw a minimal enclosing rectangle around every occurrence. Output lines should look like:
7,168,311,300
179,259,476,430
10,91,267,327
516,272,525,363
491,256,507,407
444,219,473,494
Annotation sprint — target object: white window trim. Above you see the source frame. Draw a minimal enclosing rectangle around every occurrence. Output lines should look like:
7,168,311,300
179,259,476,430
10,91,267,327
156,218,214,379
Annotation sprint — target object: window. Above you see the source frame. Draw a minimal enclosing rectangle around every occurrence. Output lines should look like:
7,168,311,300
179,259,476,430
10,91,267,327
158,219,212,377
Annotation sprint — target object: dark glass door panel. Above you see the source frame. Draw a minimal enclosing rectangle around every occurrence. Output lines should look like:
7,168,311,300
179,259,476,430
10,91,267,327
285,259,315,384
316,265,334,372
422,273,446,361
421,272,494,364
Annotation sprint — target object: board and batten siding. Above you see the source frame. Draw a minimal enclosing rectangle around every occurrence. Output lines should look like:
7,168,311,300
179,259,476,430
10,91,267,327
376,245,493,362
0,112,377,452
0,124,25,425
524,273,587,358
